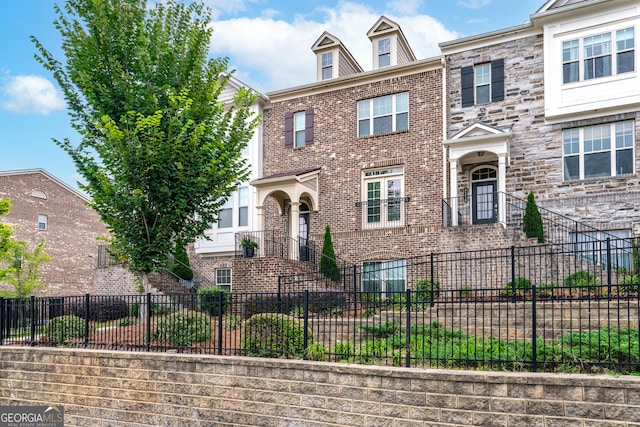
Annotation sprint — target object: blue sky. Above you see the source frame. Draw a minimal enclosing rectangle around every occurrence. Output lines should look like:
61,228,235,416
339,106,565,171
0,0,542,190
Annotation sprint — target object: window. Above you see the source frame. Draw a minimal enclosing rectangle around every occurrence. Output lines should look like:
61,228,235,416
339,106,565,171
238,186,249,227
563,121,634,180
571,230,631,271
563,39,580,83
475,64,491,104
38,214,47,230
461,59,504,107
361,167,404,228
617,28,635,74
562,27,634,83
584,33,612,80
357,92,408,137
321,52,333,80
218,198,233,228
216,268,231,291
362,260,406,298
378,38,390,68
284,109,314,148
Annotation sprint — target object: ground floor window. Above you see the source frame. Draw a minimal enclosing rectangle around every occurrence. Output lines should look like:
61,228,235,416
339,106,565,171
570,230,632,271
362,259,406,298
216,268,231,291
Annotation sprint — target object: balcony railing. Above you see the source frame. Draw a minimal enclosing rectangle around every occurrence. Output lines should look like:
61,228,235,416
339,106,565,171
355,196,410,230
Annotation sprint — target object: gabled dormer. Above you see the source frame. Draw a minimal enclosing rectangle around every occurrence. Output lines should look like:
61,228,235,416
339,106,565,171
311,31,363,82
367,16,416,70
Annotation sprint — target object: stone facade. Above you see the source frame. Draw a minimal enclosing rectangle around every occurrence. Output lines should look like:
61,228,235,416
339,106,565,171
1,347,640,426
443,7,640,236
0,170,106,296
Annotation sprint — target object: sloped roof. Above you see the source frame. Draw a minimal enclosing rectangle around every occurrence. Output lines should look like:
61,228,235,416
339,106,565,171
311,31,364,73
367,16,416,62
0,168,90,202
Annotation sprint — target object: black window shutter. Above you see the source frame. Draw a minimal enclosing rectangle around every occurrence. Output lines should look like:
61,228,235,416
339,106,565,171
284,112,293,148
305,108,314,145
491,59,504,102
461,66,474,107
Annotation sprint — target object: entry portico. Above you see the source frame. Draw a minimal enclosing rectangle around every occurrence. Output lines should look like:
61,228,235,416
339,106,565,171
444,122,511,226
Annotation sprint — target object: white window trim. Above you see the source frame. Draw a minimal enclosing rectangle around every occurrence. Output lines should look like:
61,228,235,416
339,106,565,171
361,167,405,229
218,188,251,230
357,92,409,137
474,63,491,104
562,121,635,181
215,268,232,291
294,111,306,147
321,52,333,80
38,214,48,231
561,26,634,84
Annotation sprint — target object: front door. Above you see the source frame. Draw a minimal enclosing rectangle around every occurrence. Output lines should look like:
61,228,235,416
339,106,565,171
299,213,310,262
472,181,497,224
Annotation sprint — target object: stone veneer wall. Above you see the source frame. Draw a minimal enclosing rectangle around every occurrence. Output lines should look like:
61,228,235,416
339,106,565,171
446,34,640,234
1,347,639,426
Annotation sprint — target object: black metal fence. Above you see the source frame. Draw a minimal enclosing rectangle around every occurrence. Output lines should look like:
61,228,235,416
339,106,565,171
1,286,638,373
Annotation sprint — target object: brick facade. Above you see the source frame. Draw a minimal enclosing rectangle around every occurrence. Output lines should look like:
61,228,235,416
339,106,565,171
1,347,639,426
0,170,106,296
261,62,444,267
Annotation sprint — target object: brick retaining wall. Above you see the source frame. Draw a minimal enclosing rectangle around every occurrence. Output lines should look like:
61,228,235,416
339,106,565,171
1,347,639,426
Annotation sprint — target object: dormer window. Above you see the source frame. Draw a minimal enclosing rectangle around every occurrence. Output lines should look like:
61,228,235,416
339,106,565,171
378,38,391,68
321,52,333,80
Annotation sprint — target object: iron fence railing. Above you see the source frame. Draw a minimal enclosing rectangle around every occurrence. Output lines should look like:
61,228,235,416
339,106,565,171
355,197,410,230
1,287,639,373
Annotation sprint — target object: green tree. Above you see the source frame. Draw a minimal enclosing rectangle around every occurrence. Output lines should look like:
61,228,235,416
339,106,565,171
170,240,194,281
319,225,341,282
0,199,51,298
32,0,259,289
523,191,545,243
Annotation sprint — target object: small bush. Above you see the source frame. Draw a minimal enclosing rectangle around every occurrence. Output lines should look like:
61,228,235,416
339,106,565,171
508,277,532,291
414,279,440,303
333,341,355,361
305,343,326,361
242,314,311,358
198,286,231,316
225,314,242,330
68,298,130,322
564,271,598,291
620,275,639,293
151,311,212,346
458,286,472,298
46,315,86,343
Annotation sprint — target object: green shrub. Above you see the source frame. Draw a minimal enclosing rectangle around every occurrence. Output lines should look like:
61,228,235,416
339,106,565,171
170,240,194,281
46,315,86,343
333,341,355,361
305,343,326,361
536,282,557,298
68,298,129,322
523,191,545,243
620,275,639,293
151,311,211,346
197,286,231,316
508,277,532,291
458,286,472,298
242,314,311,358
319,225,341,282
414,279,439,303
225,314,242,330
564,271,598,291
359,320,400,338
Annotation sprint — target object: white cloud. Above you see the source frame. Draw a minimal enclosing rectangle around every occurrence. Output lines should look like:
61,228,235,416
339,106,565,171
1,75,65,115
457,0,492,9
210,1,458,93
386,0,423,15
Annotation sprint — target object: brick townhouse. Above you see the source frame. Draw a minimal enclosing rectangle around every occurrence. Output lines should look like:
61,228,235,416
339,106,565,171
0,169,106,295
231,17,444,294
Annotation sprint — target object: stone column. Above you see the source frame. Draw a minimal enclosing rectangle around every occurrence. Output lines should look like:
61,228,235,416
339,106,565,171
449,161,459,226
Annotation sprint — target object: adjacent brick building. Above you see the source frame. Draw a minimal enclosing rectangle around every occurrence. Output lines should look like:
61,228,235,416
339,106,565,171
0,169,107,295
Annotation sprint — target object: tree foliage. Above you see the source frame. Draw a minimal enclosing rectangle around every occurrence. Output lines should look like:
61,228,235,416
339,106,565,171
523,191,545,244
32,0,259,278
0,199,51,298
319,225,341,282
